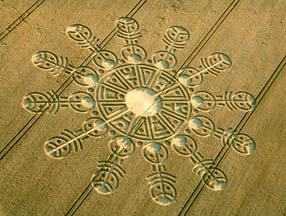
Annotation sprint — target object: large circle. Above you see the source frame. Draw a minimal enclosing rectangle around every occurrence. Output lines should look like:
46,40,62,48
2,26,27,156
125,87,162,117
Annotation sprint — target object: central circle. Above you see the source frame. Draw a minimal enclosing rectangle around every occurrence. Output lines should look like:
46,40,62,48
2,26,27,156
125,87,162,117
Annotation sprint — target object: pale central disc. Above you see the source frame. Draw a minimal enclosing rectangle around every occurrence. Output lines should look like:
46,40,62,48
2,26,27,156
125,87,162,117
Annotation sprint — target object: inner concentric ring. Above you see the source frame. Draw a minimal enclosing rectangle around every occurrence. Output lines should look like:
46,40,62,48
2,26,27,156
96,63,191,142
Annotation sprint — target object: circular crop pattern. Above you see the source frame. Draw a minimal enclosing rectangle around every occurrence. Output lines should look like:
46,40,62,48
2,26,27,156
22,16,257,206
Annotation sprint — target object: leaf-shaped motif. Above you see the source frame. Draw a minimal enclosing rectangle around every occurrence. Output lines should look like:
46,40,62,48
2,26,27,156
45,136,72,159
116,17,141,40
32,51,69,76
147,169,177,206
193,159,227,191
66,24,98,51
44,129,83,159
200,52,232,75
224,91,256,111
92,159,125,194
22,91,60,114
201,167,227,191
231,133,256,155
163,26,190,49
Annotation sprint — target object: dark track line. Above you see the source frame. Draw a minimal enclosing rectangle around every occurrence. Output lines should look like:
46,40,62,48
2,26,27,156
0,0,46,41
178,0,240,71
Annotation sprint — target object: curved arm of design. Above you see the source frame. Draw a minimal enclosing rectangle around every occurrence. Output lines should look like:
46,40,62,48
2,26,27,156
188,115,256,155
22,91,96,115
92,136,135,194
32,51,99,87
191,90,256,112
178,52,232,88
143,142,177,206
44,117,108,159
171,134,228,191
66,24,118,70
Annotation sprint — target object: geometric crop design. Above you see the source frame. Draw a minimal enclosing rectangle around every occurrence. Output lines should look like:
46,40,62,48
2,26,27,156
22,17,256,206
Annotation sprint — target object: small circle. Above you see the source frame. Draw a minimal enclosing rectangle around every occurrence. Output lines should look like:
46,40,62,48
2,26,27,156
188,117,202,129
191,96,204,108
88,88,94,93
172,135,187,146
102,59,116,70
125,87,162,117
109,136,135,158
83,118,107,137
83,73,99,86
165,140,170,145
156,60,169,69
81,96,95,109
145,142,161,153
128,54,142,63
154,86,160,90
185,128,191,134
23,97,31,107
143,142,168,164
172,134,197,156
